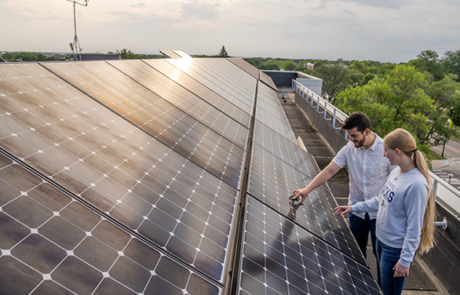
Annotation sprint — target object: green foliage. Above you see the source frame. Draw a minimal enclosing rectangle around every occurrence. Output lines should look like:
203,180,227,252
314,64,349,101
442,50,460,82
424,74,460,144
0,52,50,62
281,60,296,71
115,49,142,59
449,98,460,126
408,50,444,81
362,73,375,85
218,46,229,58
334,65,435,153
348,69,364,86
259,59,280,70
377,63,396,78
1,52,15,61
348,60,370,74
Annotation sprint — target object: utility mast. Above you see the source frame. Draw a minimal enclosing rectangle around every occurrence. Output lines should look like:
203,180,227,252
66,0,89,61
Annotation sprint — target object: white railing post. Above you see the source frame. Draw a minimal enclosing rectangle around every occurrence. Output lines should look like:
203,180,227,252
332,108,342,129
324,101,331,121
311,94,315,107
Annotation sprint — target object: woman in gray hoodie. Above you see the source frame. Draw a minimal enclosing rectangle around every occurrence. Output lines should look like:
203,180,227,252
334,128,436,295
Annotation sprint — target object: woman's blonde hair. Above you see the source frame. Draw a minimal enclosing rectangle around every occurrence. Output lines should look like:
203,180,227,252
384,128,436,254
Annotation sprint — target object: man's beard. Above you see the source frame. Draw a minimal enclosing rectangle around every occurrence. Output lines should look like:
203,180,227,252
354,133,366,147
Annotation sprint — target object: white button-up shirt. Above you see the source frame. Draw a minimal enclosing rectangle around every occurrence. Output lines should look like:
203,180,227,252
332,133,397,220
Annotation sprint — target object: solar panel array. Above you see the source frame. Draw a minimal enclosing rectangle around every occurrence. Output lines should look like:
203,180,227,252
0,55,380,294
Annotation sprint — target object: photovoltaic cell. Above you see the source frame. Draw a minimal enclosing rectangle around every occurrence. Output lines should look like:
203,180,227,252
0,63,239,282
239,196,381,295
0,152,223,295
256,82,296,143
42,61,244,188
227,58,259,79
248,143,366,265
166,59,254,114
106,60,249,148
143,59,251,128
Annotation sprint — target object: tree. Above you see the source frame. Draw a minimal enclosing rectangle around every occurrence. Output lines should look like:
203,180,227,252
377,63,396,78
15,52,38,61
423,74,460,145
442,50,460,82
450,101,460,126
348,60,370,74
313,64,349,101
334,65,435,154
0,52,15,61
115,49,142,59
218,46,229,58
259,59,280,70
281,60,296,71
408,50,444,81
362,73,375,85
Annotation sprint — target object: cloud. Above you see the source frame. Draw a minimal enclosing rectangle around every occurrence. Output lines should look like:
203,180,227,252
181,1,220,20
129,3,145,8
326,0,409,9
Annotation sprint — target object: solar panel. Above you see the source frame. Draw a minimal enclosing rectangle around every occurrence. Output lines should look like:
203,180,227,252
227,58,259,79
142,59,251,128
42,61,245,188
160,50,183,59
254,120,319,178
259,71,278,92
173,50,193,59
256,82,297,143
247,143,366,265
0,63,240,282
238,196,381,295
105,60,249,149
0,152,223,295
166,59,254,114
193,59,257,98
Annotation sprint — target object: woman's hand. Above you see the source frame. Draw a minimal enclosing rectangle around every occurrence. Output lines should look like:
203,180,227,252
334,206,353,215
292,188,309,204
393,262,409,278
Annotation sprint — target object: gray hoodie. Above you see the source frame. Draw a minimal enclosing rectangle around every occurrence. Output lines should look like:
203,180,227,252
352,167,428,267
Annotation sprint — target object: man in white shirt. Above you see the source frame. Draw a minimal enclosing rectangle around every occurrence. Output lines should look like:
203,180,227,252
293,112,395,266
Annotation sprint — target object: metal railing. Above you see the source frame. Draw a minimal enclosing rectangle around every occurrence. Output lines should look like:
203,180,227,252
293,80,348,137
293,80,460,223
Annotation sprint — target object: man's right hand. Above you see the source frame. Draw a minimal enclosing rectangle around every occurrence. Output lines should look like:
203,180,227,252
292,188,309,204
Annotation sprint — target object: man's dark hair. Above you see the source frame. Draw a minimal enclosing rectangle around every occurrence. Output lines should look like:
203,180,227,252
341,111,371,132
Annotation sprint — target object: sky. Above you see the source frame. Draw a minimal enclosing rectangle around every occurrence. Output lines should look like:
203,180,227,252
1,0,460,62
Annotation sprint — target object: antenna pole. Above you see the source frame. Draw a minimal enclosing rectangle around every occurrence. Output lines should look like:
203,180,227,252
67,0,88,61
73,1,77,60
